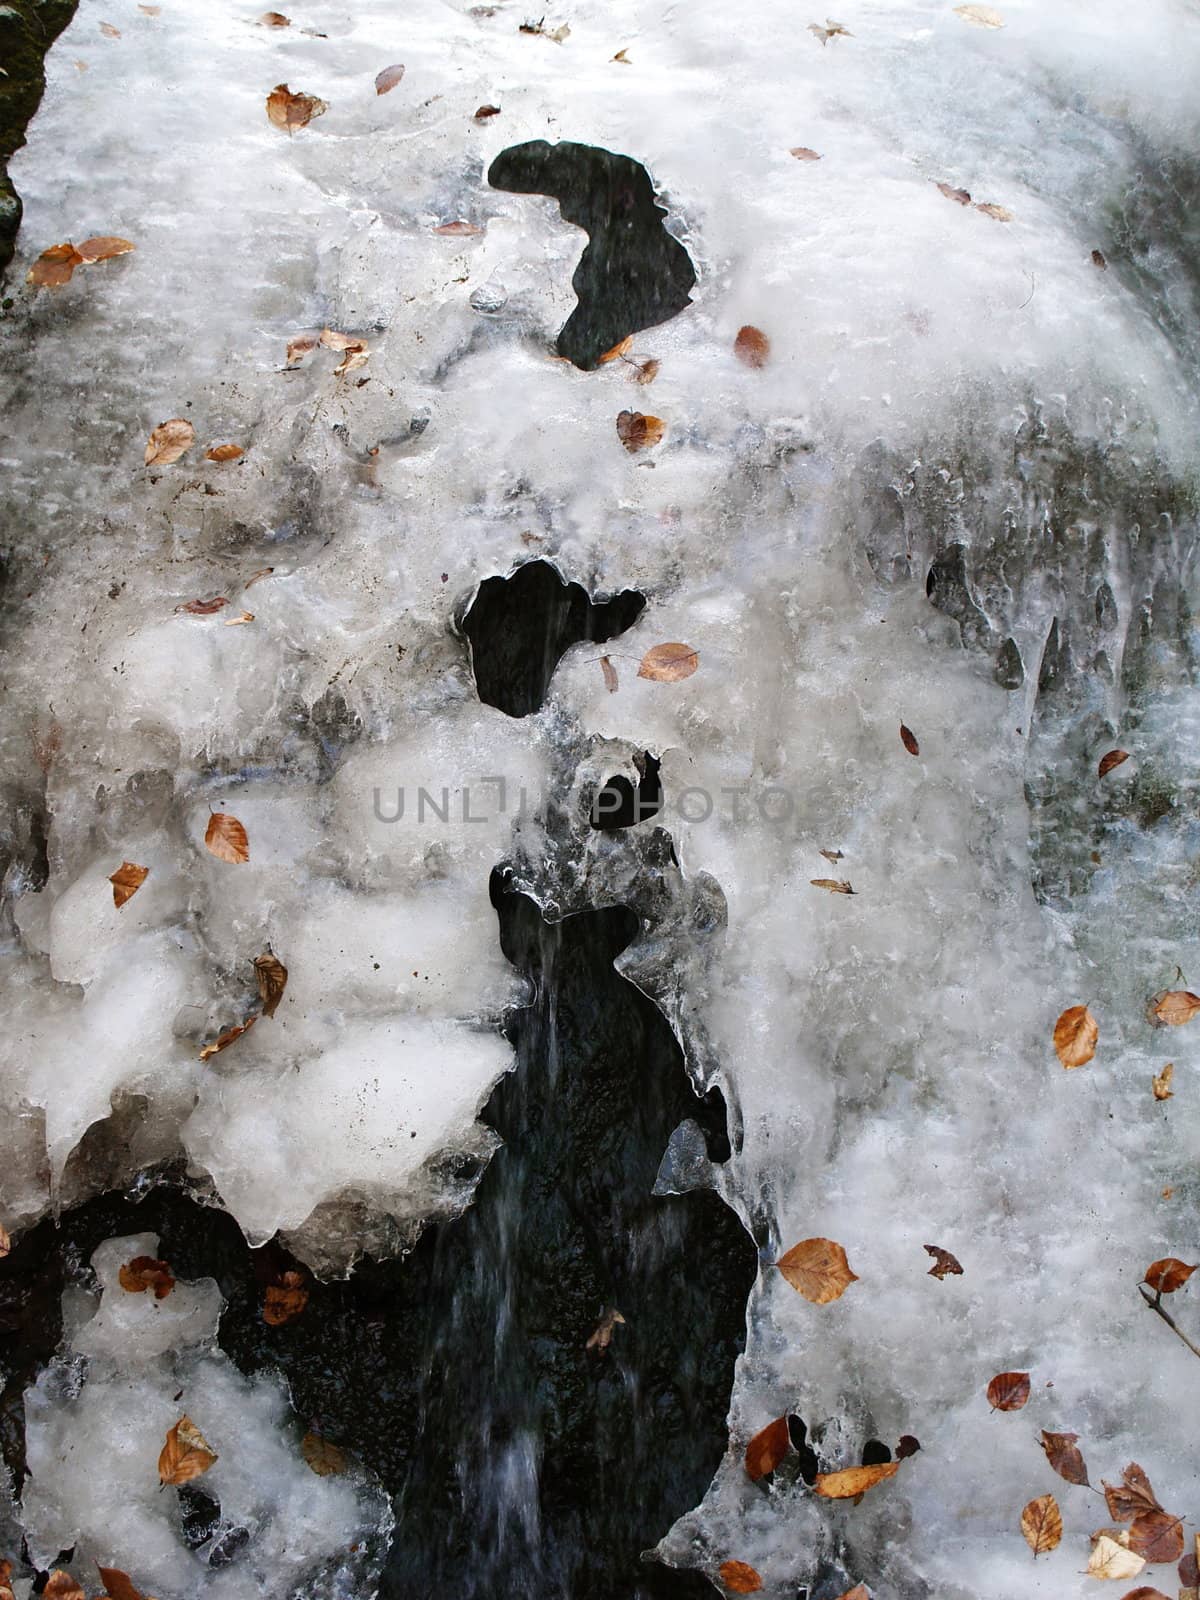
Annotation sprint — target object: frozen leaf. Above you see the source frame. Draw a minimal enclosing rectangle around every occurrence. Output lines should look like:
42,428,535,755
777,1237,858,1303
744,1416,790,1481
1041,1429,1089,1486
810,878,855,894
175,596,227,615
319,328,362,352
900,723,920,756
1103,1464,1160,1522
118,1254,175,1299
600,655,618,693
986,1370,1030,1411
1143,1257,1197,1294
975,202,1013,221
809,19,852,43
99,21,121,36
158,1415,217,1485
616,410,665,452
264,1269,309,1325
1099,748,1129,777
335,343,368,375
1148,990,1200,1027
254,952,288,1018
433,220,484,236
375,63,405,94
286,333,319,365
474,104,501,120
954,3,1004,24
734,325,770,368
937,181,972,205
1127,1512,1184,1563
28,242,84,288
109,860,148,908
638,642,698,682
206,443,244,461
1092,248,1108,269
790,146,822,160
96,1567,143,1600
820,848,844,863
245,567,274,588
599,335,634,363
44,1575,85,1600
199,1015,257,1062
205,811,249,863
144,418,195,465
1088,1536,1146,1580
585,1307,625,1352
1053,1003,1098,1069
1152,1063,1174,1100
612,47,631,62
718,1563,762,1594
259,10,290,22
302,1431,347,1476
1021,1494,1062,1557
266,84,328,132
834,1590,869,1600
814,1461,899,1499
519,18,569,39
138,3,161,11
896,1434,921,1459
223,610,255,626
76,235,134,263
0,1224,9,1257
924,1244,962,1279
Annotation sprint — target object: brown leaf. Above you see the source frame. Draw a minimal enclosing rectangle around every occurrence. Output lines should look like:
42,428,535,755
176,596,228,615
1152,1063,1174,1101
145,418,195,466
1041,1429,1090,1486
158,1415,217,1485
28,242,84,288
1118,1590,1171,1600
1127,1511,1184,1564
1053,1003,1098,1069
600,655,618,693
43,1575,85,1600
616,410,665,452
286,333,319,365
810,878,855,894
585,1306,625,1353
744,1416,790,1481
638,643,698,682
433,220,484,236
937,181,972,205
599,335,634,364
375,63,405,94
301,1431,347,1476
1092,249,1108,270
474,104,501,120
734,325,770,368
777,1237,858,1304
109,860,149,908
266,84,328,133
611,47,631,62
1143,1257,1198,1294
97,1565,144,1600
900,723,919,756
259,10,290,23
0,1224,9,1258
206,443,244,462
205,811,249,863
974,202,1013,221
790,146,822,160
118,1254,175,1299
1099,749,1130,777
1179,1545,1199,1586
254,952,288,1018
1021,1493,1063,1557
1103,1464,1161,1522
1088,1536,1146,1580
924,1244,962,1279
814,1461,899,1499
99,21,121,36
76,235,134,264
985,1370,1030,1411
1149,990,1200,1027
631,358,660,384
896,1434,921,1459
718,1563,762,1594
264,1269,309,1325
198,1014,257,1062
820,848,844,863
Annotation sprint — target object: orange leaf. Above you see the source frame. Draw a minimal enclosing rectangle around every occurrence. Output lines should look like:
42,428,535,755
43,1574,85,1600
1099,749,1130,778
900,723,920,756
985,1370,1030,1411
777,1238,858,1304
744,1416,790,1481
375,63,405,94
145,418,195,465
1053,1003,1098,1068
1020,1493,1063,1557
76,235,134,264
158,1415,217,1485
814,1461,899,1499
1040,1429,1089,1486
97,1565,144,1600
205,811,249,863
199,1015,257,1062
266,84,328,132
264,1269,309,1325
718,1562,762,1594
638,642,698,682
598,335,634,364
205,443,244,462
924,1244,962,1279
109,860,148,908
118,1254,175,1299
27,242,84,288
1143,1257,1198,1294
1149,991,1200,1027
834,1590,869,1600
734,325,770,368
254,952,288,1018
616,410,665,452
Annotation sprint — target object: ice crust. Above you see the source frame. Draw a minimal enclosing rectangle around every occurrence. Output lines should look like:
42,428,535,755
1,0,1200,1593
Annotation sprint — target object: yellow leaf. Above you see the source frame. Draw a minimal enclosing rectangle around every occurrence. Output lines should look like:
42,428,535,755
204,811,249,863
1053,1004,1097,1068
1020,1493,1062,1556
777,1237,858,1304
158,1415,217,1485
109,860,148,908
144,418,195,466
814,1461,899,1499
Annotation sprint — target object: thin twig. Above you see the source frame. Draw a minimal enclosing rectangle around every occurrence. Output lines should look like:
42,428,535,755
1139,1284,1200,1361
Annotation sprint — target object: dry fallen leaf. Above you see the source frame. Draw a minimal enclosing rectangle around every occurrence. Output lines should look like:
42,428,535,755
254,952,288,1018
718,1562,762,1594
245,567,274,589
1053,1003,1098,1069
145,418,195,466
600,655,618,693
266,84,328,132
744,1416,790,1481
974,202,1013,221
375,63,405,94
954,3,1004,23
109,860,148,908
834,1589,869,1600
810,878,855,894
302,1431,347,1476
96,1567,144,1600
777,1237,858,1304
118,1254,175,1299
28,242,84,288
1127,1511,1184,1563
616,410,665,452
638,642,698,682
937,181,972,206
1088,1535,1146,1581
206,443,244,461
1103,1465,1161,1524
1143,1257,1198,1294
259,10,290,23
1118,1590,1170,1600
986,1370,1030,1411
612,47,631,62
158,1415,217,1485
286,333,319,365
1099,749,1130,777
76,235,134,264
629,357,660,384
809,18,852,43
599,335,634,364
734,325,770,368
585,1306,625,1353
1153,1062,1174,1101
205,811,249,863
790,146,822,160
1021,1493,1062,1557
223,610,255,627
199,1015,257,1062
0,1224,10,1258
474,104,501,120
1092,248,1108,270
264,1269,309,1325
43,1574,85,1600
814,1461,899,1499
1148,990,1200,1027
433,220,484,236
900,723,920,756
924,1244,963,1279
820,848,844,863
99,21,121,36
1041,1429,1090,1486
138,3,161,12
176,596,227,615
896,1435,921,1459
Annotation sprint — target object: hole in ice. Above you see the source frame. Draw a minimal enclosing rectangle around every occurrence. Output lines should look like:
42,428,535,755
487,139,696,370
591,751,662,829
461,558,645,716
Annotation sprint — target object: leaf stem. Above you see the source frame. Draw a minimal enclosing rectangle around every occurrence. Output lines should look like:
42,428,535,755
1139,1284,1200,1361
